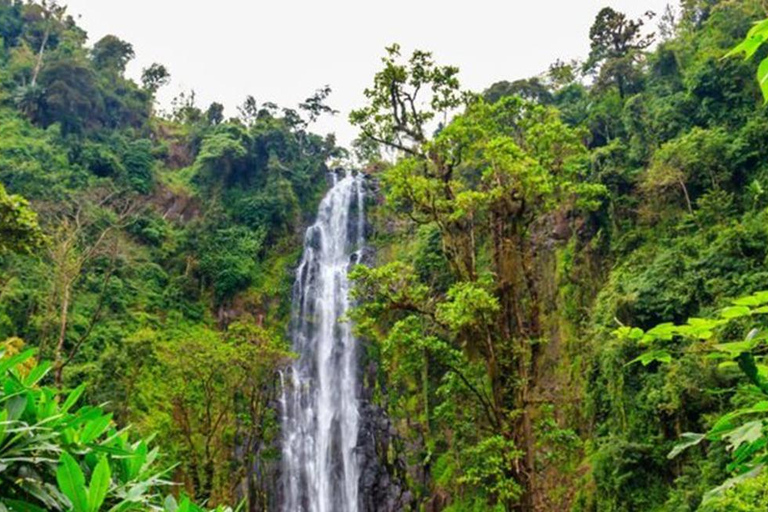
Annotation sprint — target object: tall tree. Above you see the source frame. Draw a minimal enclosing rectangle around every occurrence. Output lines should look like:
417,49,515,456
91,35,135,74
350,44,466,156
39,189,140,385
298,85,338,124
141,63,170,93
29,0,66,87
352,46,603,510
584,7,655,97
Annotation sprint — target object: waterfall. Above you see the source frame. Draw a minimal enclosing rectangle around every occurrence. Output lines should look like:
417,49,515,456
280,172,365,512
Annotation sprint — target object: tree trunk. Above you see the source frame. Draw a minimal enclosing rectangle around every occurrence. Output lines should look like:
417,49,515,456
31,23,51,87
53,285,70,386
678,178,694,217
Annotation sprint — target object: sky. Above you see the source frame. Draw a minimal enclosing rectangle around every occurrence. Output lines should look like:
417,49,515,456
62,0,673,146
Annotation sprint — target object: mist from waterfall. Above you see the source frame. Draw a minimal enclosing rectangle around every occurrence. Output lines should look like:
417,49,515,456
279,173,365,512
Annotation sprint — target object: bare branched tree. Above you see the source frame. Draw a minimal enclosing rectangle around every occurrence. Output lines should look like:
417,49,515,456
37,188,144,385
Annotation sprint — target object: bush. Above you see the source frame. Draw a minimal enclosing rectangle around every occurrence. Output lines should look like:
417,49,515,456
197,226,265,303
0,345,236,511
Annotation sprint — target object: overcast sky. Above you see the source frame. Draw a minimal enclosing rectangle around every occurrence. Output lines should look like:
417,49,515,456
62,0,672,146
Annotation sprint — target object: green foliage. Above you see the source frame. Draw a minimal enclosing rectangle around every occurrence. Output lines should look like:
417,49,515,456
0,110,84,199
0,183,43,254
589,439,670,511
351,2,768,510
457,436,523,505
0,3,337,507
644,127,733,210
351,42,607,507
727,18,768,101
195,129,248,187
122,139,154,193
140,63,170,94
197,226,264,303
349,43,467,153
622,290,768,503
584,8,655,98
91,35,134,74
38,58,104,134
4,0,768,510
0,348,160,510
0,346,238,511
700,471,768,511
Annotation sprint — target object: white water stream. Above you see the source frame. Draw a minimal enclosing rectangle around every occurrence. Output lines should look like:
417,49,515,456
280,173,365,512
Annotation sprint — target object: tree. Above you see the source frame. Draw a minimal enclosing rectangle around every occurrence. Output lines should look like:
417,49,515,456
298,85,338,124
352,46,604,509
197,226,264,306
194,126,249,188
548,58,581,89
0,0,23,49
38,190,140,385
584,7,656,98
123,139,155,193
136,322,290,503
206,102,225,125
350,44,467,156
237,95,259,126
91,35,134,74
28,0,67,87
641,127,732,218
38,57,104,133
483,78,554,104
141,63,170,93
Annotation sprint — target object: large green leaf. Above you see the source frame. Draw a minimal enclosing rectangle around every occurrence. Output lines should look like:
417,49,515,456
22,361,52,388
125,440,148,481
163,496,179,512
720,306,752,320
645,323,677,341
628,349,672,366
726,19,768,59
88,456,111,512
0,408,8,446
667,432,705,459
60,384,87,414
702,465,765,504
3,500,48,512
758,58,768,103
709,402,768,441
737,352,768,393
732,292,768,307
80,415,112,445
56,452,89,512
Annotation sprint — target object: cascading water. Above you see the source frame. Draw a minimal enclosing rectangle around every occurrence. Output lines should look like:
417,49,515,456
280,172,365,512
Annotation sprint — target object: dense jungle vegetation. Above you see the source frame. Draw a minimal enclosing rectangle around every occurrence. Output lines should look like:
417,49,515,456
2,0,768,510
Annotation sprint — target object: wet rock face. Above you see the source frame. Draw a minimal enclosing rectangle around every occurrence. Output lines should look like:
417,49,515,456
356,391,412,512
353,177,412,512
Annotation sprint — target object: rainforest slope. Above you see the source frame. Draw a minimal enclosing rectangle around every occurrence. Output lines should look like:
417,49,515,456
2,0,768,511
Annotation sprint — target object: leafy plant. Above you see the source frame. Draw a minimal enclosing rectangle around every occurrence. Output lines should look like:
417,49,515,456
0,183,44,254
622,290,768,503
727,18,768,101
0,347,230,511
